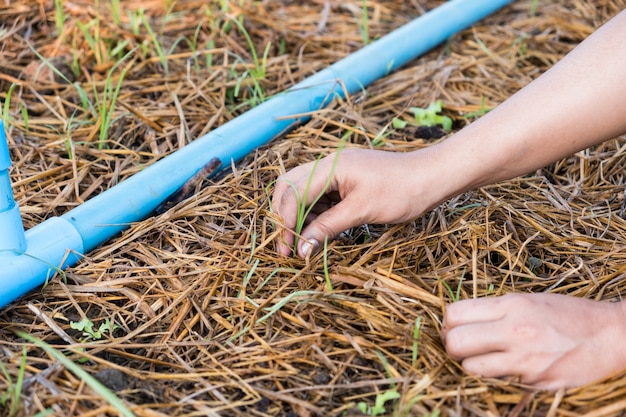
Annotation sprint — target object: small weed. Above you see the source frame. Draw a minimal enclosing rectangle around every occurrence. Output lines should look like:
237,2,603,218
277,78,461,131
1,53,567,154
1,82,17,124
437,268,465,302
528,256,542,273
392,100,452,131
463,96,492,120
0,347,27,417
70,317,119,341
53,0,65,42
291,131,351,251
356,389,401,416
412,316,422,366
530,0,539,16
323,237,332,291
360,0,370,46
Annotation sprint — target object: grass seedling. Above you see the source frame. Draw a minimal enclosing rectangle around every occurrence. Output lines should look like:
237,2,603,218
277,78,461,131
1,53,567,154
53,0,65,43
111,0,121,26
323,237,333,291
230,290,320,340
0,347,27,417
412,316,422,366
356,389,401,416
226,15,271,107
392,100,452,131
463,96,492,120
18,332,135,417
360,0,370,46
70,317,118,341
141,12,169,72
1,82,17,124
291,131,351,250
93,48,134,149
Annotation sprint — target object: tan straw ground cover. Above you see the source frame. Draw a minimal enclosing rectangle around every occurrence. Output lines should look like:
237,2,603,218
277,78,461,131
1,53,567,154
2,0,626,415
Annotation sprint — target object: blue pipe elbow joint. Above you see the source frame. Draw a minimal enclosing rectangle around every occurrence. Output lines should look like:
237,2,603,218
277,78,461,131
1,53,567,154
0,122,84,307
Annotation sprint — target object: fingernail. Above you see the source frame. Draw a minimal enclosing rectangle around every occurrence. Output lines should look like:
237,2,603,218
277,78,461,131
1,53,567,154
301,238,319,257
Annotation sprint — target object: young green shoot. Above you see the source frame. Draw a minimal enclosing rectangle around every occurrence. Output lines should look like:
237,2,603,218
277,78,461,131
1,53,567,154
360,0,370,46
0,347,27,417
323,237,332,291
356,389,401,416
1,83,17,124
412,316,422,366
292,131,351,251
392,100,452,131
70,317,119,341
53,0,66,43
141,12,169,72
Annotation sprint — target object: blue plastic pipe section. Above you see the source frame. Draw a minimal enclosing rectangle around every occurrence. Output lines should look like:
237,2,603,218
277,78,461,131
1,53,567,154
0,120,27,253
0,0,514,308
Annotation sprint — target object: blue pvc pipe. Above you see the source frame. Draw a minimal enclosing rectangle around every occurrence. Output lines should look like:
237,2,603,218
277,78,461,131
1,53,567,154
0,120,27,253
0,0,514,308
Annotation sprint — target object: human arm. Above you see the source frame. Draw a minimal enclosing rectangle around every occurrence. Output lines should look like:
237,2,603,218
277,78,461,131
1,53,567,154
271,10,626,258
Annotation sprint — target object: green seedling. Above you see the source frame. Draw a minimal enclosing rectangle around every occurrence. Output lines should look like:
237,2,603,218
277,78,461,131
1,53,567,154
1,82,17,124
528,256,542,273
437,268,465,302
54,0,65,42
93,48,135,149
141,12,169,72
360,0,370,46
0,347,27,417
291,131,351,251
412,316,422,366
226,15,271,108
463,96,492,120
70,317,118,341
356,389,401,416
323,237,332,291
18,332,135,417
530,0,539,16
392,100,452,131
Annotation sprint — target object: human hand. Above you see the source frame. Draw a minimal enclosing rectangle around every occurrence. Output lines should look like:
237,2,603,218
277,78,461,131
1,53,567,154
271,148,446,258
442,293,626,390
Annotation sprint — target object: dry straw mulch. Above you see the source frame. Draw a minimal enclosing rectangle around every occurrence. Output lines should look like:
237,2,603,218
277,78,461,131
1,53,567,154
2,0,626,415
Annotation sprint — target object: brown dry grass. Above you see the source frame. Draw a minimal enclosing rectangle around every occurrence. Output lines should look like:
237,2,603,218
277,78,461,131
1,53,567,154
2,0,626,416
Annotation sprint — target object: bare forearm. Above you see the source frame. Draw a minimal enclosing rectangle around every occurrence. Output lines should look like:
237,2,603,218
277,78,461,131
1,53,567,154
429,10,626,198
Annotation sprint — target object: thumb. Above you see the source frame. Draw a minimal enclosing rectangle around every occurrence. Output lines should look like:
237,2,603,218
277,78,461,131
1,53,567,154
297,200,363,258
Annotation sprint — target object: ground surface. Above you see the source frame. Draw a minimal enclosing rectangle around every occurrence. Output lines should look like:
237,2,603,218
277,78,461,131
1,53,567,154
2,0,626,416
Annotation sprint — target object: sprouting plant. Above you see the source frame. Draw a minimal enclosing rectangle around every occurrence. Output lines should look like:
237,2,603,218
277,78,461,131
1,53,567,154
140,12,169,72
356,389,401,416
54,0,65,42
18,332,135,417
0,347,27,417
70,317,119,341
463,96,492,120
291,131,351,251
323,237,332,291
93,48,135,149
1,82,17,124
412,316,422,366
226,14,272,108
360,0,370,46
530,0,539,16
392,100,452,131
437,268,465,302
111,0,121,26
371,123,393,147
